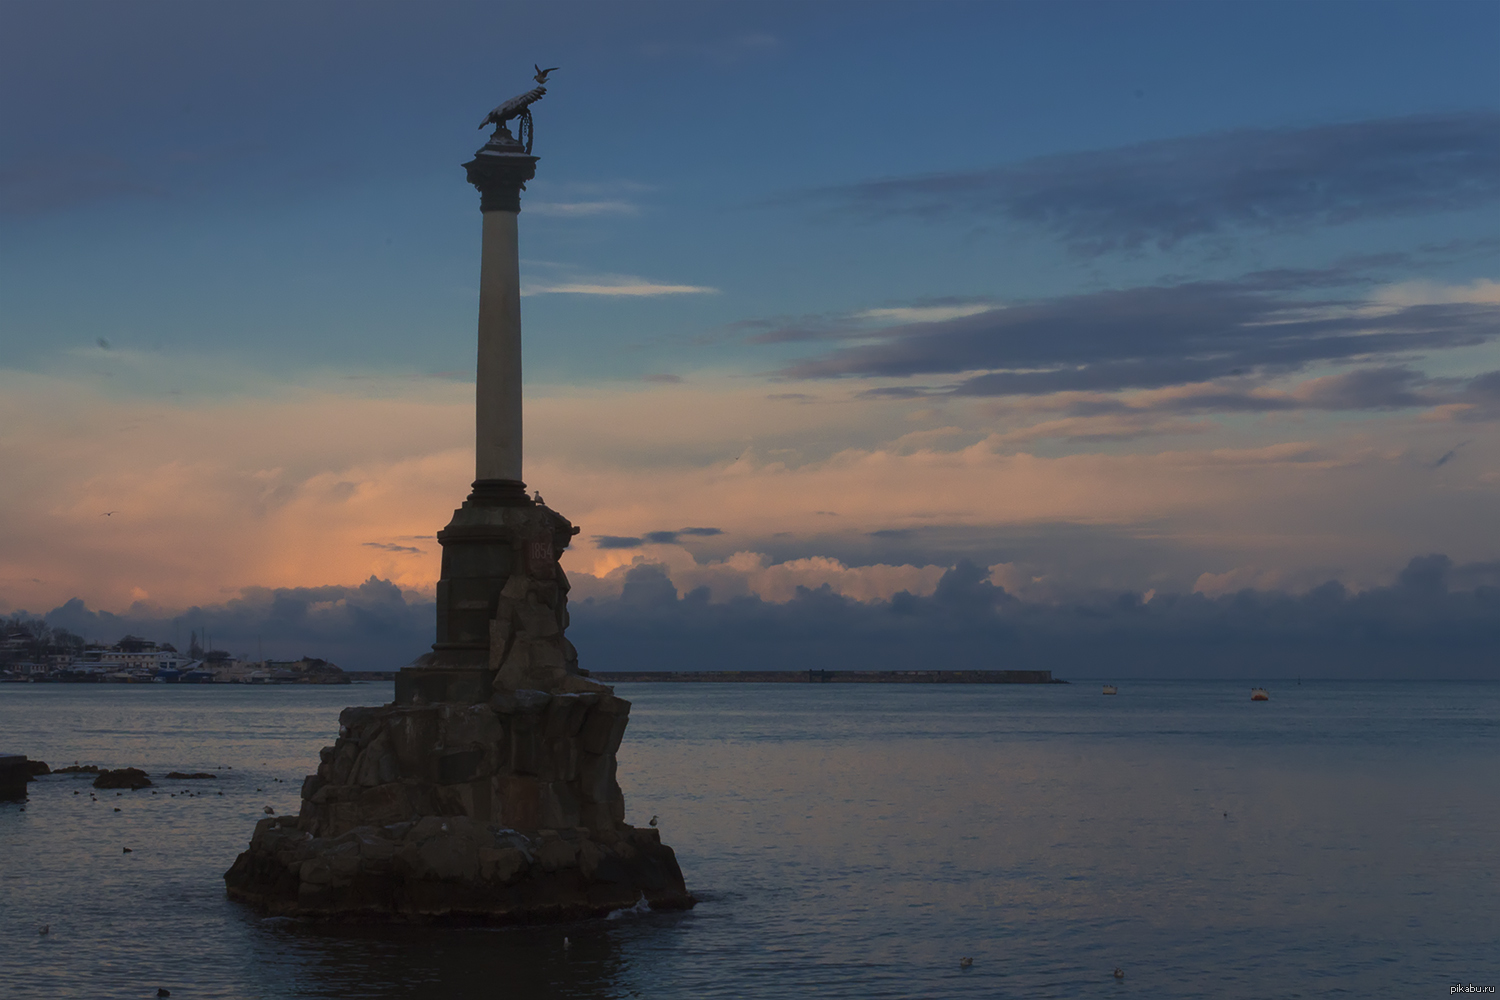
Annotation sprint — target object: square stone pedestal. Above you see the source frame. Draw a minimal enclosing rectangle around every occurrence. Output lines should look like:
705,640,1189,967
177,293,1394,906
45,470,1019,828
395,667,495,706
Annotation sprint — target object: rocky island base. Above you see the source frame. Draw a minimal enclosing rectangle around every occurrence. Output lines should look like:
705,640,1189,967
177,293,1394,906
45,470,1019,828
224,685,693,923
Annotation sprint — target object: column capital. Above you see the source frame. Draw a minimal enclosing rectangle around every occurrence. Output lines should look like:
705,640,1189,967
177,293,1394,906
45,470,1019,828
463,144,539,213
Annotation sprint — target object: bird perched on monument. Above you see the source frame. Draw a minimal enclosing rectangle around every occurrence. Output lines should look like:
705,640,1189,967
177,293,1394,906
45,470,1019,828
534,64,559,84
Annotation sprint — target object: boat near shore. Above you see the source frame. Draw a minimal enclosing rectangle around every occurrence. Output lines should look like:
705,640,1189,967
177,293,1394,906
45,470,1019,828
1102,685,1118,695
1251,687,1270,701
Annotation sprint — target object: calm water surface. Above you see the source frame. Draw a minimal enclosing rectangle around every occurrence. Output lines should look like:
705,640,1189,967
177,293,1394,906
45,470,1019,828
2,680,1497,998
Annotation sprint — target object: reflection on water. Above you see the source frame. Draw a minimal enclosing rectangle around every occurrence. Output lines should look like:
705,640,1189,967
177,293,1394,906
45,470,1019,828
2,681,1498,997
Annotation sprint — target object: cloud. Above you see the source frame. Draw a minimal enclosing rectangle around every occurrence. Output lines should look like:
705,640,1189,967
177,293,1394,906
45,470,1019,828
775,270,1500,397
594,535,644,550
805,113,1500,254
522,273,718,297
363,541,424,554
30,552,1500,677
643,373,683,383
5,365,1498,621
596,527,725,548
39,577,432,671
525,201,639,217
560,554,1500,678
855,304,995,324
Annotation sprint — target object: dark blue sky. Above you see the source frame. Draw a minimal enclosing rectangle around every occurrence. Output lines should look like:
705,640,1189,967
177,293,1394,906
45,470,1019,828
3,1,1498,672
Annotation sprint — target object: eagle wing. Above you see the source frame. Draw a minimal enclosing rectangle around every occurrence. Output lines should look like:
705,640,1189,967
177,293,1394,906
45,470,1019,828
480,86,547,129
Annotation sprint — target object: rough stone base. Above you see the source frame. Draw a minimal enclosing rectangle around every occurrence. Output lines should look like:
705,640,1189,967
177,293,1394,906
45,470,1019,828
224,815,692,922
224,689,693,922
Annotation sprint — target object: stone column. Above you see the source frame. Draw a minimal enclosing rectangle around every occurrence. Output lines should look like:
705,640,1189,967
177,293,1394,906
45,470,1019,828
464,141,538,503
418,135,581,682
475,210,523,484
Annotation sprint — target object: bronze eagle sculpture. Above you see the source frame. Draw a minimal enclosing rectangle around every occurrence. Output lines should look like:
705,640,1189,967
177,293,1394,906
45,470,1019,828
479,86,546,132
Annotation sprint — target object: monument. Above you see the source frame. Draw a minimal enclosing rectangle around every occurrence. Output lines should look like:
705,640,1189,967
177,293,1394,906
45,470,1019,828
224,72,695,922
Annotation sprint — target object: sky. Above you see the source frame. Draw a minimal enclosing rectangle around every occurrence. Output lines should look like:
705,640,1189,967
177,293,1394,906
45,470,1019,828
3,0,1499,675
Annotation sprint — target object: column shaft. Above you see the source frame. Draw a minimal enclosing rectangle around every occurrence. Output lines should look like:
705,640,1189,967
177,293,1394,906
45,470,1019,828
475,210,523,483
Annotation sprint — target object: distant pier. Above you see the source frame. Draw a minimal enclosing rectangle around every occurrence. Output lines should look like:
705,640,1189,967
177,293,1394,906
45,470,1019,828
589,669,1064,684
341,669,1065,684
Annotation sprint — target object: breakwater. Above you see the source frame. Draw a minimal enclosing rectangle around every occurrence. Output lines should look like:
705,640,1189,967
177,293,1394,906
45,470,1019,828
589,669,1063,684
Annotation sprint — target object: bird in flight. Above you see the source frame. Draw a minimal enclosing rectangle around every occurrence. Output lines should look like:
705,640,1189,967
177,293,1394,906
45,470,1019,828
100,511,117,516
534,64,559,84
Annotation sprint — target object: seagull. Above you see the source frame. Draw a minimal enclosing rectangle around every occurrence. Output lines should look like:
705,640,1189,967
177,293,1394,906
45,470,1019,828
563,937,571,949
534,65,559,84
1113,967,1125,979
533,491,545,505
263,806,275,815
39,924,49,936
959,957,973,969
100,511,117,517
648,815,659,827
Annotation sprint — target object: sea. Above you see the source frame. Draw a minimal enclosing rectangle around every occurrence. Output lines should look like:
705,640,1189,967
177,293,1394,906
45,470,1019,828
2,679,1497,999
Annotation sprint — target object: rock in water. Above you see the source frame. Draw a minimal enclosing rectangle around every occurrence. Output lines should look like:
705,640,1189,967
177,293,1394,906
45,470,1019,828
224,688,694,923
0,756,30,801
93,768,152,790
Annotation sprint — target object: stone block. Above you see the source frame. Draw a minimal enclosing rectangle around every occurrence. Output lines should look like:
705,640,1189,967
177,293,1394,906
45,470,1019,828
405,815,452,843
478,846,526,883
580,703,631,756
437,748,484,785
577,753,615,804
509,719,542,776
516,599,560,638
609,787,626,825
513,689,551,712
539,781,580,830
543,737,578,782
498,775,540,831
388,708,440,780
577,839,603,880
578,802,614,833
534,836,580,873
339,706,382,739
543,693,591,740
394,666,493,706
443,703,504,749
331,743,357,785
351,735,393,787
355,782,416,829
415,835,480,882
